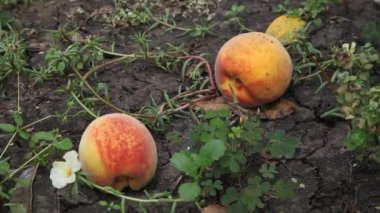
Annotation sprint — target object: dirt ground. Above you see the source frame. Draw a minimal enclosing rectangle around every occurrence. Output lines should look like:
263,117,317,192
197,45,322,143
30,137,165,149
1,0,380,212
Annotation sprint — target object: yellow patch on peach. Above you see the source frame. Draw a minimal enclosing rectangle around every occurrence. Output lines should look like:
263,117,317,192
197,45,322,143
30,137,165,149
215,32,293,107
79,113,157,190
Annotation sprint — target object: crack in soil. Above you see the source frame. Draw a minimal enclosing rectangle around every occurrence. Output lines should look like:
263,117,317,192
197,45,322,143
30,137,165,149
302,128,328,205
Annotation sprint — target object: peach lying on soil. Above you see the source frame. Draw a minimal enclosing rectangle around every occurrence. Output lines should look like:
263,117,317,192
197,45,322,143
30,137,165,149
265,15,306,45
215,32,293,107
79,113,157,190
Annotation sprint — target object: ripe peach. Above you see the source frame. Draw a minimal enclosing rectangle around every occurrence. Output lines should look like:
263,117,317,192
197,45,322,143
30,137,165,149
78,113,157,190
265,15,306,45
215,32,293,107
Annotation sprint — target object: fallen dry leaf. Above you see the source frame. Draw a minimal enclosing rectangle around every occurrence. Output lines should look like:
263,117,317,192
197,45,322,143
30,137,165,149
194,96,231,111
265,15,306,45
9,165,39,213
262,98,296,120
202,204,228,213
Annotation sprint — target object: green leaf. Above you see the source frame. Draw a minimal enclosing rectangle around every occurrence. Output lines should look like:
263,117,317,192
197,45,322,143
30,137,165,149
7,203,27,213
13,112,23,127
242,126,264,142
14,178,32,187
247,176,270,194
31,131,56,143
220,152,247,173
241,119,266,153
240,188,264,211
361,21,380,45
166,131,182,144
210,117,225,129
201,179,223,196
200,140,226,165
228,157,240,173
171,152,199,178
0,158,11,176
213,180,223,190
0,11,12,27
274,180,296,200
98,200,108,206
17,129,30,140
259,163,278,179
111,204,121,210
201,179,212,186
204,109,229,119
199,130,213,143
57,61,65,72
0,185,10,200
207,166,227,179
198,117,229,143
240,176,270,211
343,129,370,151
225,4,246,18
227,201,250,213
192,113,229,143
54,138,73,150
228,126,242,139
76,63,84,70
178,182,201,201
267,136,298,158
312,18,322,27
221,187,239,205
268,130,286,141
0,123,16,133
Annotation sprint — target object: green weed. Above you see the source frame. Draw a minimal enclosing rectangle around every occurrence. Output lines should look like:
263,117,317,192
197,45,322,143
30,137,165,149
223,3,252,32
323,42,380,161
361,21,380,46
0,29,27,83
171,109,299,211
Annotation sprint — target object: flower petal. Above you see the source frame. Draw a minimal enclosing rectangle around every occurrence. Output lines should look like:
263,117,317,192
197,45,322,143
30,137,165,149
63,150,82,172
50,161,69,189
65,173,76,184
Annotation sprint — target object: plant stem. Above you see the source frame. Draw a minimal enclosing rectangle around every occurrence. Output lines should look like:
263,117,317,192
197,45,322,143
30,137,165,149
179,56,216,89
166,94,217,114
296,70,322,81
17,71,20,112
121,198,126,213
23,115,54,129
170,202,177,213
69,64,127,114
1,70,33,160
94,46,136,58
0,115,54,160
150,16,190,32
79,176,185,203
70,92,98,118
1,143,54,184
83,55,134,80
0,132,17,160
170,88,216,101
84,45,188,82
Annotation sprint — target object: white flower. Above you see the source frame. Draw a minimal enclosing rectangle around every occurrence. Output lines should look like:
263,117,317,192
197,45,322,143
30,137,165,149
50,150,82,189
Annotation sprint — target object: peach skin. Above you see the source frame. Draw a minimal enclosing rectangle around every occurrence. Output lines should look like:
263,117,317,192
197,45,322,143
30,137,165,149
215,32,293,107
79,113,157,191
